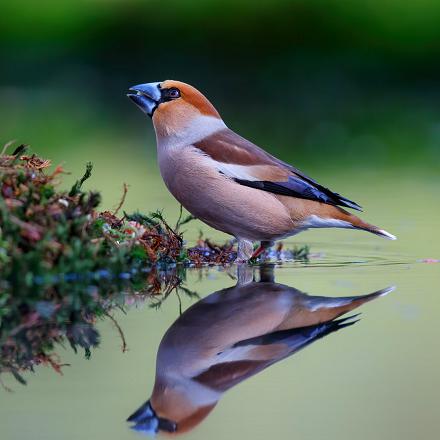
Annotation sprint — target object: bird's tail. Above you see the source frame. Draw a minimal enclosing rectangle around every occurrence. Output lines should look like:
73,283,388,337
345,213,397,240
315,205,397,240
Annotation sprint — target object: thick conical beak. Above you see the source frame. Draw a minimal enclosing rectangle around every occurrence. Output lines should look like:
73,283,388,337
127,82,162,117
127,400,177,435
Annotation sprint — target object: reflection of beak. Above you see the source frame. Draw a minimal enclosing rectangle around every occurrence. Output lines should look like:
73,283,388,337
127,82,162,117
127,400,177,435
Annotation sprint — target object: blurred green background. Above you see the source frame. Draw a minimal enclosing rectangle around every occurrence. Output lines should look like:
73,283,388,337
1,0,439,214
1,5,440,439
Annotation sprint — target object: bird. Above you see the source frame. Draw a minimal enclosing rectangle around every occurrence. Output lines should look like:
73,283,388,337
127,269,393,435
127,80,396,261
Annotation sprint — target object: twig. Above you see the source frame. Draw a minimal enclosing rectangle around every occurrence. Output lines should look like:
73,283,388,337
113,183,129,216
68,162,93,197
103,311,128,353
0,375,13,392
1,140,16,157
175,205,195,232
176,290,182,316
175,204,183,231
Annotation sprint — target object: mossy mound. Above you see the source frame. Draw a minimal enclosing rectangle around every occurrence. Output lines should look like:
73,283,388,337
0,145,309,387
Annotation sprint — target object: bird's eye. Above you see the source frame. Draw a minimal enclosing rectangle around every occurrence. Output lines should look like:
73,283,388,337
167,88,180,99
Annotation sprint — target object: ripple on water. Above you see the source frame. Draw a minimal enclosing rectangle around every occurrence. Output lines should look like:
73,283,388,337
265,240,413,269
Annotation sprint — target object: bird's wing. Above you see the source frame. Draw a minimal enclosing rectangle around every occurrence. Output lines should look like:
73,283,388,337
194,128,362,211
192,315,357,392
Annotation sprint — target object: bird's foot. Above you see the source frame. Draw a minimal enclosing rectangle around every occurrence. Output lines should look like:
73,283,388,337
251,245,266,260
250,240,275,261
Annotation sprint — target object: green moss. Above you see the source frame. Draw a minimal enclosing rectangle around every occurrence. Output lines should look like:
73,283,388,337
0,145,310,388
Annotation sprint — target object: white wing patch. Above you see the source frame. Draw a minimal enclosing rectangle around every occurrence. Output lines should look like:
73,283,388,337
190,149,258,181
214,162,259,181
302,215,353,229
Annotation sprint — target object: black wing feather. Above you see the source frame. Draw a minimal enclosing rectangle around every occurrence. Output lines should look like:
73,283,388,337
235,174,363,211
197,127,363,211
233,314,360,351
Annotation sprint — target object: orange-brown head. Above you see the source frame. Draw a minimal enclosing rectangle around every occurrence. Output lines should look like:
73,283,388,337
128,80,222,139
127,378,218,435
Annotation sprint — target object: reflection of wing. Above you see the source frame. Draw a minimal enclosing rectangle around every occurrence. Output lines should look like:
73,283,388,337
234,314,359,350
129,273,393,436
193,315,358,392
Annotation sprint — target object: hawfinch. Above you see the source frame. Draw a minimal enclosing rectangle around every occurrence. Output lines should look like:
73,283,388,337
127,80,396,261
127,275,393,435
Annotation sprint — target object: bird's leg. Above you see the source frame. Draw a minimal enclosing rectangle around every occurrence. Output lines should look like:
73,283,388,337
251,240,275,259
258,264,275,283
237,264,254,285
236,239,254,263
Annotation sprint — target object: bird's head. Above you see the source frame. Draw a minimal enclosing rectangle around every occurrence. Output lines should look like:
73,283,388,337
127,80,225,144
127,380,217,435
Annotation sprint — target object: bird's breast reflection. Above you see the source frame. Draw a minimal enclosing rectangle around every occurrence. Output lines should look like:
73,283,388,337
127,268,393,435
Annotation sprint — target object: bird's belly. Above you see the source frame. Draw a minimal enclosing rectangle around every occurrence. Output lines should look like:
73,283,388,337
158,149,294,240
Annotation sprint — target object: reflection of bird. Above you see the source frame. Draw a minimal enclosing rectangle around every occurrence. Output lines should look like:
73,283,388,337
127,80,396,261
127,275,393,435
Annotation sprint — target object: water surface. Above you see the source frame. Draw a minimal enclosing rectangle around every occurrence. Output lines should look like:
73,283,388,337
0,174,439,440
